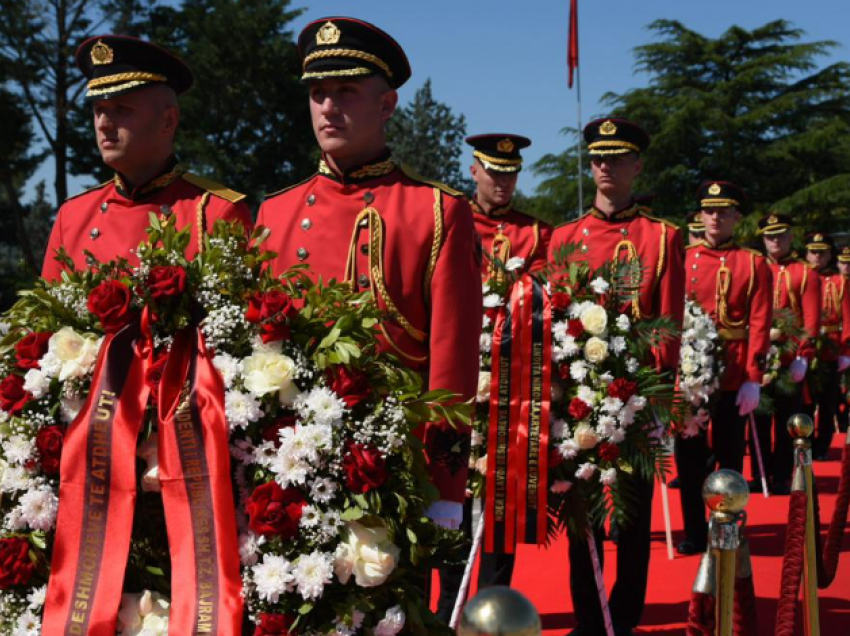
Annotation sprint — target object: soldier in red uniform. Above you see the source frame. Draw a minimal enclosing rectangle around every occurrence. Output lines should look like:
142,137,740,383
676,181,773,554
837,246,850,433
549,119,685,636
753,214,820,493
805,233,850,459
256,17,481,535
42,35,251,280
686,211,705,245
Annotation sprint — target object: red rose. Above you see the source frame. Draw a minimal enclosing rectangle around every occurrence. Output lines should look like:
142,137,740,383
87,280,134,333
146,266,187,300
0,375,31,415
567,320,584,338
254,613,296,636
246,291,296,343
608,379,638,402
262,415,297,446
343,442,387,493
327,366,370,409
36,425,65,476
14,332,52,370
145,351,169,401
599,443,620,462
0,538,35,588
558,363,571,380
246,482,305,538
568,397,592,421
484,306,500,323
551,292,572,311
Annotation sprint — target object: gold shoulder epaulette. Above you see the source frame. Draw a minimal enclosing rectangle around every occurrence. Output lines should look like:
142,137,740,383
264,173,318,200
685,240,707,250
741,246,766,258
64,180,111,202
638,209,679,229
398,163,463,198
182,173,246,203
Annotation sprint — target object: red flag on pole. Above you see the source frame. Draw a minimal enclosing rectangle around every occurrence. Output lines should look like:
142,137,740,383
568,0,579,88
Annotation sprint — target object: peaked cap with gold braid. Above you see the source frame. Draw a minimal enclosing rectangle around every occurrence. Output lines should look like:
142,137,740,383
466,133,532,173
584,118,650,157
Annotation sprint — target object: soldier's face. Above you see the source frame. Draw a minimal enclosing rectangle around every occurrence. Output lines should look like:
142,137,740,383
701,207,740,244
839,261,850,276
308,76,397,162
92,87,178,173
763,231,792,259
470,161,518,207
590,153,641,195
807,249,830,270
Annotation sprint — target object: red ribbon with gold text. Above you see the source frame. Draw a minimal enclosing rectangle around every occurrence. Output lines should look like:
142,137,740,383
43,321,242,635
484,275,552,553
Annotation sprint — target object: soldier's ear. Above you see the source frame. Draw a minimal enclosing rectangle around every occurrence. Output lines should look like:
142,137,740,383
378,89,398,125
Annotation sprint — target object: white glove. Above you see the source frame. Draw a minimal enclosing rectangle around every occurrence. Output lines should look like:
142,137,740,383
839,356,850,372
426,500,463,530
789,357,808,383
736,381,761,416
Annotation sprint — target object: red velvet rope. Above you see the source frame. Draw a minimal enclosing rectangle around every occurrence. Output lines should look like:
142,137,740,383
774,490,808,636
734,573,758,636
686,592,716,636
818,442,850,588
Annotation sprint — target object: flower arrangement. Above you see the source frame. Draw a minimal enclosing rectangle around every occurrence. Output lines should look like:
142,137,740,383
0,216,466,635
675,300,724,437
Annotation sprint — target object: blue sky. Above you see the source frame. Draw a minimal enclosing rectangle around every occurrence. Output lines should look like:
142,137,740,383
28,0,849,203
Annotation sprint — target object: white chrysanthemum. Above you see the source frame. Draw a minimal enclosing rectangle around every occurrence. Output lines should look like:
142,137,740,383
505,256,526,272
576,385,598,406
610,428,626,443
550,418,568,440
270,449,310,488
600,468,618,486
310,477,338,504
601,397,624,415
60,395,85,424
483,293,504,308
18,486,60,531
615,314,631,332
299,423,334,459
225,390,264,430
23,368,51,399
569,360,589,382
560,336,580,358
482,313,492,330
626,357,640,374
610,336,627,355
374,605,406,636
575,462,597,480
293,551,334,600
558,439,579,460
296,387,346,427
589,277,610,295
5,435,35,466
213,353,242,389
252,554,294,603
480,332,493,351
550,479,573,494
322,511,342,537
27,584,47,610
239,532,266,567
299,505,322,529
13,610,41,636
1,465,32,493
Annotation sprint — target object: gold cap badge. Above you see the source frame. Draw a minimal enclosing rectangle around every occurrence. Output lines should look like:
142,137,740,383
599,120,617,136
814,234,823,242
317,21,341,45
497,138,515,153
91,40,114,65
708,183,722,196
768,214,778,224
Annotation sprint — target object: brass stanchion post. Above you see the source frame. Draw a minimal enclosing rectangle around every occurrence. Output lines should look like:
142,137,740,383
703,469,749,636
458,586,541,636
788,413,821,636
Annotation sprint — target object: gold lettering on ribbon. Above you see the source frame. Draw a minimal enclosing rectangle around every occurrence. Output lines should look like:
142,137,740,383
494,353,511,520
526,342,543,506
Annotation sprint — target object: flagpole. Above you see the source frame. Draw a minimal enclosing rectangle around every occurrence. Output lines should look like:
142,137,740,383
576,63,584,218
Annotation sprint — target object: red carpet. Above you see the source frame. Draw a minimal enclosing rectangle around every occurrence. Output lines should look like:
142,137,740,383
439,435,850,634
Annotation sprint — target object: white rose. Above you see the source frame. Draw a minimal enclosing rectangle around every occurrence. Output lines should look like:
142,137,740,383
242,351,299,403
117,590,170,636
681,360,697,376
579,304,608,336
584,337,609,364
47,327,101,381
573,423,599,450
476,371,492,403
334,521,400,587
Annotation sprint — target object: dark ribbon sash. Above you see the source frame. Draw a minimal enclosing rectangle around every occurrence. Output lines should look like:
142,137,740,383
43,321,242,635
484,275,552,554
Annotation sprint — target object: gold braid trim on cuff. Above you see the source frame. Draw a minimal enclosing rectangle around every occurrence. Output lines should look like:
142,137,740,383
303,48,393,78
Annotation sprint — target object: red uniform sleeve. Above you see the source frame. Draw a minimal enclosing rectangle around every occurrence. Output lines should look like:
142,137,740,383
842,279,850,356
208,200,254,235
41,206,66,281
424,195,482,503
746,256,774,383
655,226,685,372
800,266,821,359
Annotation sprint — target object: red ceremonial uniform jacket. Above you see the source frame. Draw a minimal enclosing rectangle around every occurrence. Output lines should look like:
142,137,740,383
470,199,552,281
548,202,686,372
685,240,773,390
256,152,482,504
816,269,850,361
766,254,821,363
42,162,252,280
